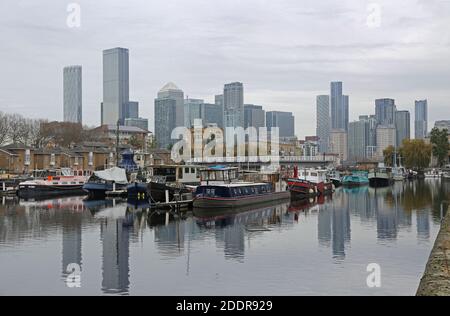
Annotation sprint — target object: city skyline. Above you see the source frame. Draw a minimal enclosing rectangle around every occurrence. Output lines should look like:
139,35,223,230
1,1,449,138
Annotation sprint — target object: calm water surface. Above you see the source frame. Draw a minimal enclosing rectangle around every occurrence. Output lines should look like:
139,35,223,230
0,180,449,295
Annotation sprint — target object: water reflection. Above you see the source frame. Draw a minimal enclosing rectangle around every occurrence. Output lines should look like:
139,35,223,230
0,179,449,295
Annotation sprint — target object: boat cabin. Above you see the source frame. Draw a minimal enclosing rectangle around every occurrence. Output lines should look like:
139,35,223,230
296,168,329,184
199,166,239,185
149,165,202,185
195,183,274,198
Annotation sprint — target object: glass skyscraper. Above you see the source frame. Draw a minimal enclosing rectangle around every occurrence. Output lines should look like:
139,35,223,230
223,82,244,128
63,65,82,124
330,82,349,132
316,95,330,153
415,100,428,139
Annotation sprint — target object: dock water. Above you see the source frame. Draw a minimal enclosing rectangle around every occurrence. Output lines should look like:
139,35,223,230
417,206,450,296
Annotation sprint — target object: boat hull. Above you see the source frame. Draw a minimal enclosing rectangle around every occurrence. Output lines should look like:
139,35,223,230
18,184,86,199
369,177,391,187
83,182,127,198
193,191,290,209
127,182,190,202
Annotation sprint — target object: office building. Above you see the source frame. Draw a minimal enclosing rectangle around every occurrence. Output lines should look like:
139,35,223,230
124,117,149,131
266,111,295,138
329,129,348,162
101,47,130,125
395,110,410,147
415,99,428,139
157,82,184,128
376,125,396,160
63,65,82,123
330,82,349,131
184,98,204,128
375,99,396,126
348,119,369,162
316,95,330,153
223,82,244,128
244,104,265,129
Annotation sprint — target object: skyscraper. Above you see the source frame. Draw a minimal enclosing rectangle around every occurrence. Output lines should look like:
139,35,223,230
158,82,184,127
202,103,223,128
223,82,244,128
329,129,348,162
63,65,82,123
101,48,129,125
415,100,428,139
154,83,183,148
395,110,410,147
375,99,396,126
376,125,396,160
266,111,295,138
184,98,204,128
316,95,330,153
244,104,265,129
348,119,369,162
330,82,349,132
359,115,377,159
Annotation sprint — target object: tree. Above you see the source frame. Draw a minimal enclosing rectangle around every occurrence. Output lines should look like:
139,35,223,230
129,134,144,149
430,127,449,167
0,112,9,145
401,139,432,170
383,145,395,166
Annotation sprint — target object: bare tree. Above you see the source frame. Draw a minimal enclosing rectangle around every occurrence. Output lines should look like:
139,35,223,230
0,112,9,146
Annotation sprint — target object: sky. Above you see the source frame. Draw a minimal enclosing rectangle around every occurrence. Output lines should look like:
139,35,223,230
1,0,450,138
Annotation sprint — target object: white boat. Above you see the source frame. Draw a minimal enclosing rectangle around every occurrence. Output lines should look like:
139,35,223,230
425,169,444,178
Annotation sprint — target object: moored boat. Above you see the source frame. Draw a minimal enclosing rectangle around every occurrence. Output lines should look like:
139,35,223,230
193,167,289,209
83,167,128,198
18,168,89,199
368,165,393,187
287,167,333,199
342,172,369,186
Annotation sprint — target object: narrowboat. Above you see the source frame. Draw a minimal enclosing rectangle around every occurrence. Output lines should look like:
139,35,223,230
18,168,90,199
342,172,369,186
193,166,290,209
83,167,128,198
287,167,333,199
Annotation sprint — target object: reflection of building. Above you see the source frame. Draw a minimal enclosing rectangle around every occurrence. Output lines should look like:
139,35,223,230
317,206,332,247
101,218,130,294
332,205,351,259
154,220,185,257
62,217,82,277
416,210,430,240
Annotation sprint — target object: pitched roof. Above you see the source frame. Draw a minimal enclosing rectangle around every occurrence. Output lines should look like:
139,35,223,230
159,82,181,92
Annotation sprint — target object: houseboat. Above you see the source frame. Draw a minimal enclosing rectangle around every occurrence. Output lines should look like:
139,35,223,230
327,170,342,187
368,165,393,187
83,167,128,198
18,168,90,199
193,166,290,209
287,167,333,199
342,171,369,187
127,165,201,201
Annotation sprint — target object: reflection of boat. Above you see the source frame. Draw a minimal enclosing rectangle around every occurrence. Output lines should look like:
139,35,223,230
342,185,369,194
342,172,369,187
443,173,450,181
18,168,88,199
83,167,128,198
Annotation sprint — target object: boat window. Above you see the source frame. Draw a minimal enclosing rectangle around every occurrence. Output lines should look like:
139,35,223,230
185,167,189,174
191,168,195,174
311,172,318,177
53,182,59,185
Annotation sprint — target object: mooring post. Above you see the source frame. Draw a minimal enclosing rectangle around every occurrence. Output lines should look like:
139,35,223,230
165,190,169,203
2,182,5,192
165,211,169,226
113,181,116,192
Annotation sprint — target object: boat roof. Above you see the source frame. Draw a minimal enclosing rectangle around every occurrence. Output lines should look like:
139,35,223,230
201,165,239,171
199,182,270,188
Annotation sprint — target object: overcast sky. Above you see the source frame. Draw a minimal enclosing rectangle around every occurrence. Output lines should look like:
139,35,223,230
1,0,449,138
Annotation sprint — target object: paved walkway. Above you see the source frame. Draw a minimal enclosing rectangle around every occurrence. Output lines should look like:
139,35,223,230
417,206,450,296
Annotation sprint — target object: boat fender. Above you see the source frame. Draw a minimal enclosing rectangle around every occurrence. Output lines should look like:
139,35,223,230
309,188,314,194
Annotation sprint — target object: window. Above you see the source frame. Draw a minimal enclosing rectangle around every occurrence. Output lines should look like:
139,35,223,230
191,168,195,174
185,167,189,174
